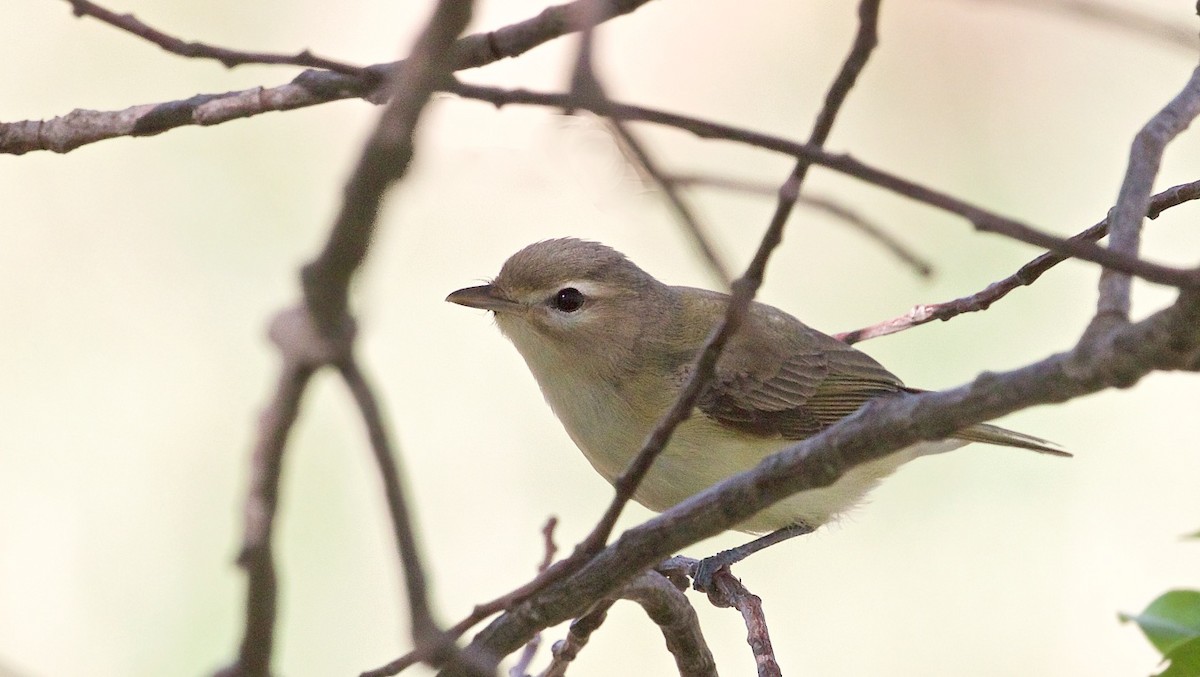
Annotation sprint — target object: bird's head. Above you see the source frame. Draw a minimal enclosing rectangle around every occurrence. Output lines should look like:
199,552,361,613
446,238,670,383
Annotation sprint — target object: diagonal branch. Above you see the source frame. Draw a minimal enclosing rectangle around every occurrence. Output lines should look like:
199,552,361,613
449,83,1200,289
536,600,615,677
566,10,732,286
835,178,1200,343
62,0,368,75
669,173,934,277
337,358,441,646
606,121,734,287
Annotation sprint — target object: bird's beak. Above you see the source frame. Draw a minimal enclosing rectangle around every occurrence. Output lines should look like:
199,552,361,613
446,284,521,313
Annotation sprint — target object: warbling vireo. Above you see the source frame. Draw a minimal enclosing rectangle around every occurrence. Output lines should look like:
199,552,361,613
447,238,1067,586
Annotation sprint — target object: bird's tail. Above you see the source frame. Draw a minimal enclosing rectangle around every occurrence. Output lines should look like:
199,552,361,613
954,423,1071,457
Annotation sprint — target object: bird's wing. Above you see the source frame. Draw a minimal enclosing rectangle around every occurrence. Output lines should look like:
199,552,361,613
681,290,1065,454
697,330,904,440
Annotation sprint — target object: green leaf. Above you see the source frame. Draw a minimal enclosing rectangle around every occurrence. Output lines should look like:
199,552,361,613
1156,636,1200,677
1121,590,1200,655
1184,528,1200,540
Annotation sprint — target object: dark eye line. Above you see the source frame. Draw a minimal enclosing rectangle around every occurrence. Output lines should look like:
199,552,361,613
551,287,585,313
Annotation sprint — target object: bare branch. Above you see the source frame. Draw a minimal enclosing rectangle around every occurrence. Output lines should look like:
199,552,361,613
337,358,442,647
61,0,368,76
10,81,1199,290
538,571,717,677
606,121,734,288
450,82,1200,289
707,570,780,677
537,600,615,677
215,358,314,677
450,0,655,71
2,0,656,155
835,178,1200,343
299,2,473,334
364,520,567,677
1095,65,1200,323
671,173,934,277
216,305,360,677
566,11,731,286
618,572,718,677
507,519,560,677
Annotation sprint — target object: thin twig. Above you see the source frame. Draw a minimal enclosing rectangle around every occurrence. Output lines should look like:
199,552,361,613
362,559,578,677
607,122,734,287
538,600,616,677
671,173,934,277
450,82,1200,289
539,571,717,677
507,635,540,677
364,520,566,677
1095,65,1200,323
214,360,315,677
567,13,732,286
835,178,1200,343
337,358,443,648
507,519,560,677
711,572,780,677
62,0,368,76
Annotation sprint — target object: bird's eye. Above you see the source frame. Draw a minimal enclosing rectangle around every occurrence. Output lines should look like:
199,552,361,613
551,287,585,312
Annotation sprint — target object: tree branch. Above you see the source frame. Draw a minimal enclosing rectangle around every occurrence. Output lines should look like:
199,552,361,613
337,358,442,648
536,600,615,677
1095,65,1200,323
606,121,734,287
566,10,732,287
616,571,718,677
669,173,934,277
835,178,1200,343
61,0,368,75
215,358,314,677
450,82,1200,289
2,0,656,155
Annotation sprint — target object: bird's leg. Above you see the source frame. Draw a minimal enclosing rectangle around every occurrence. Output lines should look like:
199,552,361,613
692,522,814,593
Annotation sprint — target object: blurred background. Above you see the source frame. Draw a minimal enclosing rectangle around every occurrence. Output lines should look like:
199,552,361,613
2,1,1199,675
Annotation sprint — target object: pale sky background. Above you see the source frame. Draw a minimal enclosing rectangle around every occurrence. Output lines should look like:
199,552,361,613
2,1,1199,676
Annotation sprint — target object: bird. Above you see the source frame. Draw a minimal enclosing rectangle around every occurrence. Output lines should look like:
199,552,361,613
446,238,1067,588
